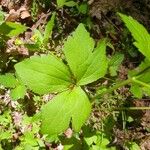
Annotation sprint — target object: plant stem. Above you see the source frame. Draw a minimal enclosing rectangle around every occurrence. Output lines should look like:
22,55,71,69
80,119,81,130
115,107,150,110
92,78,133,100
99,107,150,111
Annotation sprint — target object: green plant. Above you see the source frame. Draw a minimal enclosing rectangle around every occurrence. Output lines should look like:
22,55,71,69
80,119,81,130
125,142,141,150
0,73,26,100
57,0,77,8
25,12,56,51
15,115,45,150
0,110,17,149
0,19,27,50
0,20,27,98
77,2,89,15
94,13,150,100
0,22,27,37
82,125,116,150
116,13,150,98
31,0,39,21
14,23,108,136
1,14,150,149
0,10,5,25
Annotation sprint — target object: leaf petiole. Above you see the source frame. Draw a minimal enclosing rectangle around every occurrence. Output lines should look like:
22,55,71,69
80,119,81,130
92,78,133,100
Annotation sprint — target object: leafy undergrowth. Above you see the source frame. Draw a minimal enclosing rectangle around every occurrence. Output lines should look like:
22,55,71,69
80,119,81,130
0,0,150,150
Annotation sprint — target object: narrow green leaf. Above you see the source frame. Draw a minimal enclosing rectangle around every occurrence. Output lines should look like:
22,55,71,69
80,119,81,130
15,54,72,95
118,13,150,60
43,12,56,45
64,24,107,85
41,86,91,135
0,22,27,37
0,73,18,88
10,84,26,100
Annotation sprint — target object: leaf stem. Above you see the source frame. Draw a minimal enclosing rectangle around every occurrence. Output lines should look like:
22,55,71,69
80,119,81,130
92,78,133,100
99,107,150,111
115,107,150,110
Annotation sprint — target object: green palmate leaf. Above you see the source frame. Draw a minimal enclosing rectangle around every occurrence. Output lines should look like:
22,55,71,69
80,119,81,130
64,24,107,85
0,73,18,88
41,86,91,135
15,54,72,95
0,22,27,37
10,84,26,100
43,12,56,45
118,13,150,60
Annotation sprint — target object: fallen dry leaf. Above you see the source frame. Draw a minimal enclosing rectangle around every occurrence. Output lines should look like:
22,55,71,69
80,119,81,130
20,6,30,19
20,10,30,19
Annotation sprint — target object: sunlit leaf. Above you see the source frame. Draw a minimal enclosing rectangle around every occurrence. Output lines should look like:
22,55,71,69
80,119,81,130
41,86,91,135
0,22,27,37
118,13,150,60
64,24,108,85
0,73,18,88
15,54,72,94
